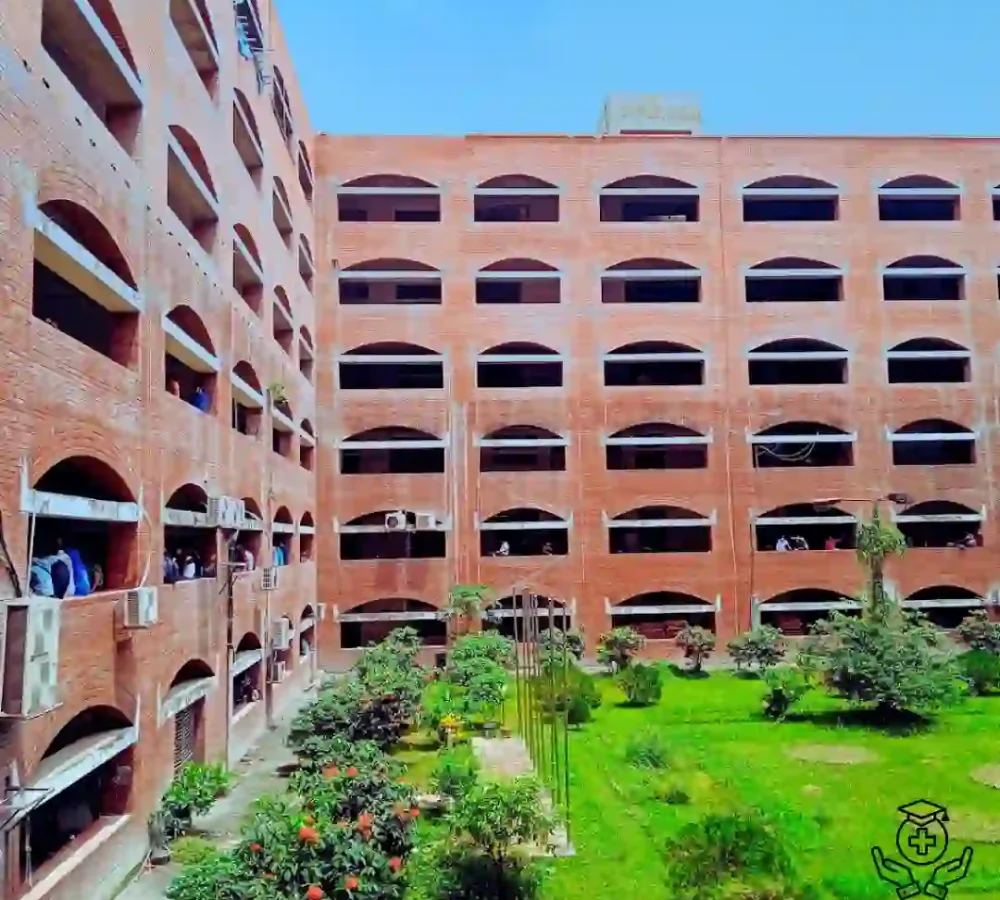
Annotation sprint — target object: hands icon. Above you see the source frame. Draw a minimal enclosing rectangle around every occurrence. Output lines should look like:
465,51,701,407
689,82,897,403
872,846,974,899
871,848,921,899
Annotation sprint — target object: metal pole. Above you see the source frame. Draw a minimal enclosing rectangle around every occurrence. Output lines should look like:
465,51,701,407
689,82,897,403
513,590,524,738
548,595,560,806
223,538,235,766
561,601,571,843
525,590,538,768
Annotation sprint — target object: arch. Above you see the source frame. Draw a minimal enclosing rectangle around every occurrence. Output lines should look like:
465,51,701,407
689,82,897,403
272,66,291,112
886,255,962,270
902,500,979,517
756,421,850,437
233,224,262,269
744,175,837,190
749,337,846,354
42,704,133,759
300,326,313,349
889,337,968,353
342,174,438,189
904,585,983,628
34,455,135,502
299,418,314,437
760,502,850,519
79,0,140,77
274,285,292,318
299,235,313,260
484,424,561,440
607,340,701,355
750,256,838,270
236,632,261,652
612,504,709,521
482,507,566,524
621,590,711,606
345,597,440,615
38,199,136,288
189,0,217,48
609,422,704,440
893,419,973,435
611,591,714,638
166,304,216,357
232,360,262,393
476,174,557,190
342,258,439,273
605,257,698,272
300,512,314,529
880,175,958,190
602,175,697,190
344,510,405,527
297,140,312,176
165,483,208,511
242,497,263,521
273,176,291,210
170,658,214,686
344,426,440,442
343,341,440,357
233,89,262,147
168,125,217,199
300,604,315,622
273,506,293,526
480,341,559,356
479,258,558,273
906,585,980,602
759,588,859,636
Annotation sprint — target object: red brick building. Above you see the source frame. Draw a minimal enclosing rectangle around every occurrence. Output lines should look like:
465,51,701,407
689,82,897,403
315,104,1000,665
0,1,317,897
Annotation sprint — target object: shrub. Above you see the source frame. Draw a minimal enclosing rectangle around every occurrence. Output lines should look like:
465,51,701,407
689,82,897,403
432,748,479,802
761,669,811,720
160,762,231,838
170,835,218,866
408,840,545,900
566,692,592,726
597,626,645,671
959,649,1000,695
538,627,585,662
625,729,670,770
619,662,663,706
957,610,1000,655
165,852,267,900
448,632,516,671
536,667,601,720
677,625,716,673
727,626,786,674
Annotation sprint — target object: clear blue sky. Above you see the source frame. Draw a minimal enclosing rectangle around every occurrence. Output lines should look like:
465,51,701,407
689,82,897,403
278,0,998,137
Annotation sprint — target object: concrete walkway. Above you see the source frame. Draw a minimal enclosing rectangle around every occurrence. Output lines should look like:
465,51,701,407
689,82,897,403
115,695,313,900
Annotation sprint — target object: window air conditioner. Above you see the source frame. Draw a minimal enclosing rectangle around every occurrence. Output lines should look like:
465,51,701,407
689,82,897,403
270,660,287,683
124,587,159,628
273,618,292,649
415,513,437,531
261,566,280,592
384,511,407,531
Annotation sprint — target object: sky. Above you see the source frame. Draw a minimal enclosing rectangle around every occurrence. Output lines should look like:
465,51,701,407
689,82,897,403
277,0,999,137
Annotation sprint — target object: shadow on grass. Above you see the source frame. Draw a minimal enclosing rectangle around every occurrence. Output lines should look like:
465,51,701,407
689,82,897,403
733,670,762,681
665,663,710,680
782,706,933,736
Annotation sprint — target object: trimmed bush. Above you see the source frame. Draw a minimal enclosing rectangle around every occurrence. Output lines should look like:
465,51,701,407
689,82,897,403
625,730,670,770
619,662,663,706
959,649,1000,695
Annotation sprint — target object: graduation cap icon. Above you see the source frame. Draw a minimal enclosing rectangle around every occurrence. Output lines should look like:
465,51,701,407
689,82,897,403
896,800,950,865
899,800,949,825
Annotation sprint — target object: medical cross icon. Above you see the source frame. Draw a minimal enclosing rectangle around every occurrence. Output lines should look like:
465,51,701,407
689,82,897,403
908,827,937,858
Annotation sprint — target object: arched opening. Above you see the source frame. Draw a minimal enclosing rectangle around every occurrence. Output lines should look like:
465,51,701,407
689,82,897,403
339,598,446,649
271,506,293,566
483,594,569,641
299,327,314,382
338,174,441,223
163,483,217,582
232,224,263,315
272,286,294,356
610,591,715,640
232,633,263,716
480,508,569,557
751,421,854,468
40,0,142,153
298,605,316,660
480,425,566,472
903,585,985,629
887,337,970,384
226,497,262,568
271,395,295,460
167,125,219,251
747,338,848,385
299,419,315,471
233,89,263,185
170,0,218,98
29,456,137,596
606,422,708,470
878,176,960,222
599,175,699,223
339,258,442,306
299,512,315,561
609,505,712,554
742,176,839,222
475,258,561,305
167,659,214,771
882,256,965,302
477,342,562,389
271,176,293,247
604,340,704,387
271,66,293,145
895,501,983,549
339,342,444,391
19,705,135,883
298,235,314,291
231,360,263,437
33,199,140,368
474,174,559,223
759,588,859,636
297,141,314,202
891,419,976,466
745,257,842,303
754,503,856,552
601,257,701,304
164,305,217,412
340,426,446,475
340,511,446,561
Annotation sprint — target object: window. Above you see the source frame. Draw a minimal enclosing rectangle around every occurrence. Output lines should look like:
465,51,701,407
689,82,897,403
338,175,440,222
601,258,701,304
745,257,843,303
599,175,699,223
339,259,442,305
167,125,219,252
476,259,560,305
473,175,559,223
338,342,444,391
604,341,704,387
741,176,839,222
878,176,960,222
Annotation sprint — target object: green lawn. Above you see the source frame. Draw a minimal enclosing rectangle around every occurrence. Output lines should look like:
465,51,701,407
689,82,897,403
543,668,1000,900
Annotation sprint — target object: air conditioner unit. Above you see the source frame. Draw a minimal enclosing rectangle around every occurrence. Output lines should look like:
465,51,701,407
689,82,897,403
269,660,287,683
1,603,61,718
124,587,158,628
209,496,245,529
415,513,437,531
384,511,407,531
273,618,292,649
260,566,280,592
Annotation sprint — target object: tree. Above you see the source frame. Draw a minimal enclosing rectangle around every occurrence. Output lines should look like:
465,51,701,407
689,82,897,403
957,610,1000,655
538,628,585,662
855,505,906,622
442,584,492,638
727,625,786,673
596,626,645,672
676,625,715,673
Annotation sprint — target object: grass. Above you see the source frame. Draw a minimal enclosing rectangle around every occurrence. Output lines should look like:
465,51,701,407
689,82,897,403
543,667,1000,900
